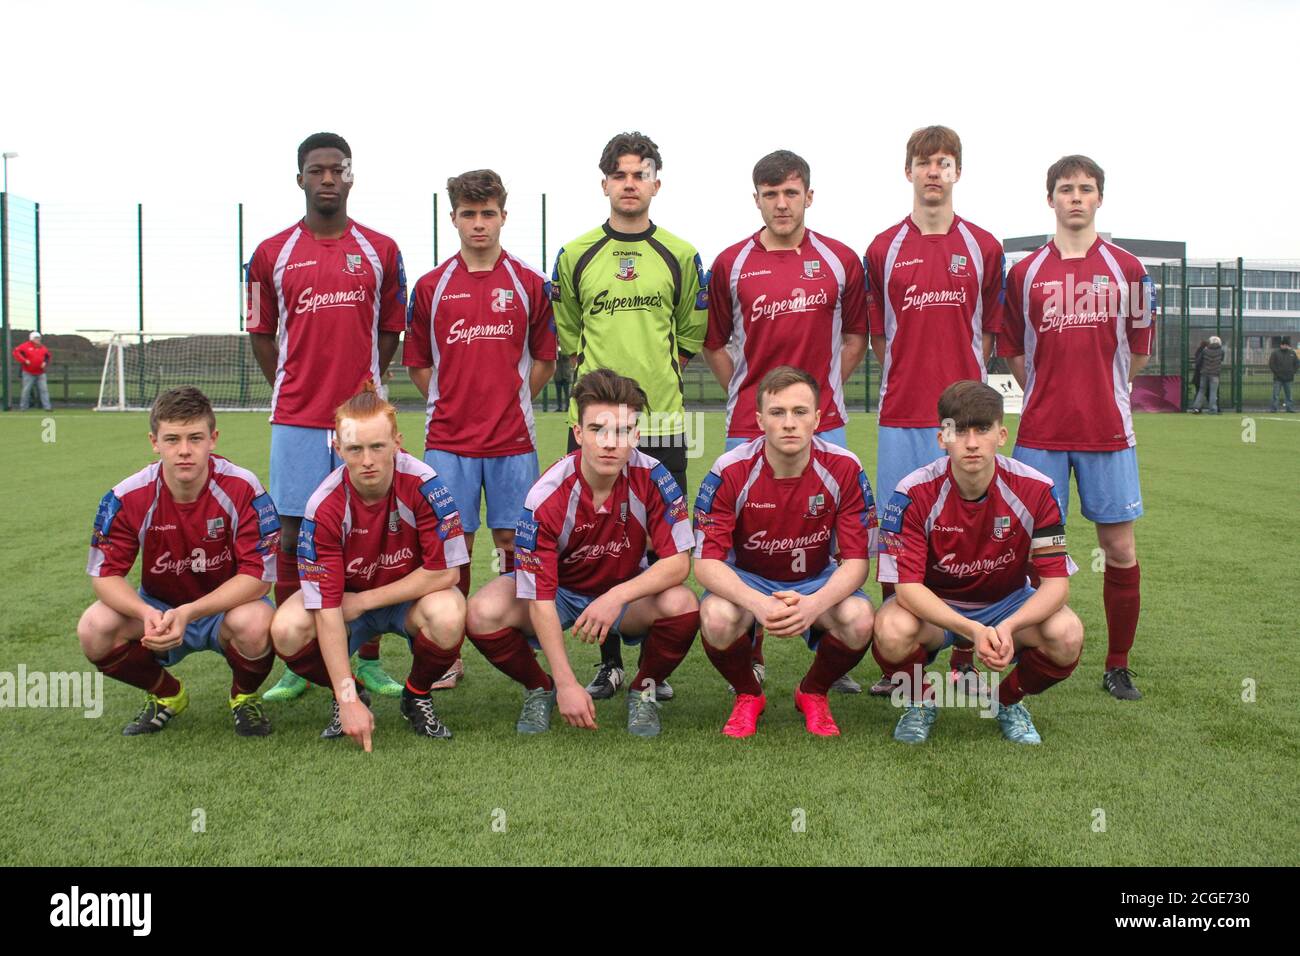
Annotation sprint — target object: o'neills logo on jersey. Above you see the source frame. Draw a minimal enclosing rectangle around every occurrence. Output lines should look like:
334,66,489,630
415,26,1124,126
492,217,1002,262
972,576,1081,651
590,289,665,316
933,549,1016,577
564,538,632,563
441,292,472,301
749,288,829,323
894,258,924,268
347,547,415,580
744,527,832,554
151,548,232,576
446,317,515,345
296,286,368,315
285,260,318,271
901,285,968,311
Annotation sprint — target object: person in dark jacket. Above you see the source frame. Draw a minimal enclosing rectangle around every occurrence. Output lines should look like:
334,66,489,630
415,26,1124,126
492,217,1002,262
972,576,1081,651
1190,335,1224,413
1268,337,1297,412
550,349,573,412
1191,338,1208,393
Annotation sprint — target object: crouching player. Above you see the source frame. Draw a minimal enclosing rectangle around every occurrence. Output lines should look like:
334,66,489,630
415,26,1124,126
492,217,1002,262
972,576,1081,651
872,380,1083,745
80,386,279,736
465,369,699,737
270,385,469,748
693,366,876,738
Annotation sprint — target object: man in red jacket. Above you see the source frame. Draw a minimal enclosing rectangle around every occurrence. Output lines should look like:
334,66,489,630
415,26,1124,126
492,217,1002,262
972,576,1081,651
13,331,52,411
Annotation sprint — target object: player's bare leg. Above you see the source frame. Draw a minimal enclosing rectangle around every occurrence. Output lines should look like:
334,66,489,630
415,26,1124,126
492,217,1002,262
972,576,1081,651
78,601,187,735
872,599,946,744
615,586,699,737
700,594,766,737
1096,520,1142,700
995,606,1084,743
265,513,311,701
794,596,874,736
218,599,275,736
269,592,372,739
465,576,555,733
398,588,466,739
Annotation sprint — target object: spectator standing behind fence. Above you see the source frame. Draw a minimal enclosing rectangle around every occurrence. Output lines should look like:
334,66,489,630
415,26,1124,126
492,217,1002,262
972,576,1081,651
1269,337,1298,412
1191,338,1208,395
551,350,572,412
1190,335,1224,414
13,331,53,411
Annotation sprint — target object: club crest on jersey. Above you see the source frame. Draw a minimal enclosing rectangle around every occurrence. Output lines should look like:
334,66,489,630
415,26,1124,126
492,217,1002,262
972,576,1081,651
992,515,1012,540
617,258,638,281
805,493,825,518
949,254,968,275
206,517,225,540
491,288,515,313
619,501,628,523
1092,275,1110,289
388,510,399,533
344,254,365,276
803,260,822,280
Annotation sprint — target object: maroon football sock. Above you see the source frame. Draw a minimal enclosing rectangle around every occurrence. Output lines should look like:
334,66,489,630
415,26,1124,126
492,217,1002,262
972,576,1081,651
880,582,896,600
456,564,472,599
630,611,698,692
800,633,868,695
226,645,275,696
357,638,381,661
704,634,762,696
95,642,178,696
949,643,975,669
871,642,930,702
274,550,300,607
467,627,552,691
1103,562,1141,671
281,639,332,688
996,647,1079,707
407,629,465,695
750,626,766,666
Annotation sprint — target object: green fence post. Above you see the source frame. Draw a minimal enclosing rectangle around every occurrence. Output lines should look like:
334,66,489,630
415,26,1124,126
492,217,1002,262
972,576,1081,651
1158,262,1167,376
238,202,248,407
1179,257,1189,411
1235,256,1244,413
34,201,41,334
1,191,9,411
137,202,145,407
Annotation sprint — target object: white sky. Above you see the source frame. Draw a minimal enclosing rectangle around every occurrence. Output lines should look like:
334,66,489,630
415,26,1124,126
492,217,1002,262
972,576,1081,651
2,0,1296,335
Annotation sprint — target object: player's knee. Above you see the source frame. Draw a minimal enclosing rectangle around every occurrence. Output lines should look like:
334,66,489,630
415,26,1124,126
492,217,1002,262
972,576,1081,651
699,599,743,648
76,604,115,658
464,595,500,635
415,589,466,644
227,602,273,652
839,600,875,650
872,606,917,660
270,607,312,656
1047,607,1084,663
658,585,698,618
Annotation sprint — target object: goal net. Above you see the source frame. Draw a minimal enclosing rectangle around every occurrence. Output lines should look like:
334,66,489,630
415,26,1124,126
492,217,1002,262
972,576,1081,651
96,332,271,412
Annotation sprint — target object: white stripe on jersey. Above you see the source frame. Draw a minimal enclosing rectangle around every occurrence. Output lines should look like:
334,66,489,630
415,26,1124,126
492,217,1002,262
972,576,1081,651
923,478,953,536
1097,242,1136,447
893,456,947,498
303,465,346,522
995,454,1054,487
994,475,1034,537
269,228,303,421
725,240,757,435
877,221,910,410
350,226,386,392
554,482,583,553
525,454,577,512
806,231,849,424
956,221,987,380
1018,246,1051,416
422,260,460,442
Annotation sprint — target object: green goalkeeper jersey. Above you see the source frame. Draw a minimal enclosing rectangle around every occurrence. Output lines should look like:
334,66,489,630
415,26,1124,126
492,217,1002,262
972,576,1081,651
550,221,707,437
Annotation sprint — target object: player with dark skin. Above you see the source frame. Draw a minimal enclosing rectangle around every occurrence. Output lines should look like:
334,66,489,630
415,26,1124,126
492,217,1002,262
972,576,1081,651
248,145,401,605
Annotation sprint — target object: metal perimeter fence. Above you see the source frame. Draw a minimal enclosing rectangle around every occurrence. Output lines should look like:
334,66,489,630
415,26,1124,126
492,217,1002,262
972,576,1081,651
3,191,1299,412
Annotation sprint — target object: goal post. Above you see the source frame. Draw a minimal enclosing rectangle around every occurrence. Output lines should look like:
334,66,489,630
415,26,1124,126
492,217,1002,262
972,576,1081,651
95,332,271,412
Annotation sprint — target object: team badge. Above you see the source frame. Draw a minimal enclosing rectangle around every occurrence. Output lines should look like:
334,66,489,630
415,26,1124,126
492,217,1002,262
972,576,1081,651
206,517,225,539
619,501,628,523
806,493,825,518
344,253,365,276
949,254,968,275
388,510,399,533
617,258,638,281
491,288,515,313
803,260,822,280
992,515,1012,540
1092,274,1110,288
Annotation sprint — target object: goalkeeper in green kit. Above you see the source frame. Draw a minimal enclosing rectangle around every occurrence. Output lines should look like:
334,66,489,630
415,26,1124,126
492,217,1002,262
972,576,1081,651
550,131,707,701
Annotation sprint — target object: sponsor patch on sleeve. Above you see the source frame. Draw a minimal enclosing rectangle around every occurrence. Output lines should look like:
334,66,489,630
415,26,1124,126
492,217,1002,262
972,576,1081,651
436,512,464,541
668,497,688,525
91,491,121,546
649,463,684,508
517,548,544,576
878,529,905,557
880,491,911,534
395,252,408,308
694,255,709,310
515,509,539,551
297,559,329,583
296,519,318,562
252,493,281,555
549,254,564,302
419,476,459,519
1031,523,1067,554
695,472,721,514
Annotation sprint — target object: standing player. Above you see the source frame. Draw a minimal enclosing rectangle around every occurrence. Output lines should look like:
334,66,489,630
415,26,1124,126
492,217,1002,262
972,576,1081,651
551,131,707,700
999,155,1154,701
245,132,410,702
703,150,869,694
694,367,876,738
873,380,1083,744
464,370,699,738
863,125,1006,693
405,169,556,663
270,385,469,746
78,387,278,736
